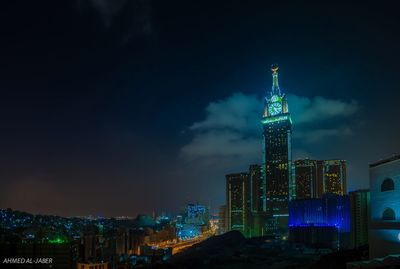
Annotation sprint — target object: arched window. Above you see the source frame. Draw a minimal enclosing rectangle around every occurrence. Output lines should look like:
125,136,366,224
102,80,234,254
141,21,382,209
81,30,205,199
381,178,395,192
382,208,396,221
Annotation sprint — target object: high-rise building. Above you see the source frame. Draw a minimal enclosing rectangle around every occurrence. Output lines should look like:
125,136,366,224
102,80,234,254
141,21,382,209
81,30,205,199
226,172,251,237
249,164,266,237
116,228,129,255
369,155,400,259
115,228,147,256
179,203,209,240
249,164,264,213
186,203,209,226
323,160,347,195
349,189,370,248
293,159,347,199
81,233,97,262
293,159,319,199
218,205,227,234
262,64,292,235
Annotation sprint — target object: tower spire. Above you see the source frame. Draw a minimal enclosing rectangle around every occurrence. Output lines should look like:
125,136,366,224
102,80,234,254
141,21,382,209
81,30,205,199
271,64,280,95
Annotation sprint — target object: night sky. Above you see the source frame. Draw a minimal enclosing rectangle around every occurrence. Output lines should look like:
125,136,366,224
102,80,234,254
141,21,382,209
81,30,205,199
0,1,399,217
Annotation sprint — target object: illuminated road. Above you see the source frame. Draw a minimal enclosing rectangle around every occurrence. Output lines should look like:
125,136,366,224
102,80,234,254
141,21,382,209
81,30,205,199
150,231,214,255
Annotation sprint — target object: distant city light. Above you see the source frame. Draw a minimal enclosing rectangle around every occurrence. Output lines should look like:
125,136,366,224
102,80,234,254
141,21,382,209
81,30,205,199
48,237,66,244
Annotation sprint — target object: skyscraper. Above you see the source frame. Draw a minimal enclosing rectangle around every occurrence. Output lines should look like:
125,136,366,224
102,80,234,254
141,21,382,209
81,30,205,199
293,159,347,199
262,64,292,235
349,189,370,248
249,164,264,213
323,160,347,195
249,164,265,237
218,205,227,234
226,172,251,237
293,159,319,199
186,203,209,226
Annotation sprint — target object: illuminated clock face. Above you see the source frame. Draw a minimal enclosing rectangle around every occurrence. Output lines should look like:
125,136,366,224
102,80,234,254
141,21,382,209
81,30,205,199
270,95,280,102
268,100,282,116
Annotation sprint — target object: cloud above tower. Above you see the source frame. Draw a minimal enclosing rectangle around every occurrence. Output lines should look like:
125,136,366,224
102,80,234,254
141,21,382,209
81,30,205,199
181,92,359,162
288,95,358,124
181,93,262,161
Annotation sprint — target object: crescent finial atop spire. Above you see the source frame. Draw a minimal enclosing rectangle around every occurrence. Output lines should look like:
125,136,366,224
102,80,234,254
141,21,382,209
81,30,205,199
271,63,279,74
271,63,280,95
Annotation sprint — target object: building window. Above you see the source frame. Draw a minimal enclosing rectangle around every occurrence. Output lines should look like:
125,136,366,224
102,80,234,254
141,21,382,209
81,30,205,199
382,208,396,220
381,178,395,192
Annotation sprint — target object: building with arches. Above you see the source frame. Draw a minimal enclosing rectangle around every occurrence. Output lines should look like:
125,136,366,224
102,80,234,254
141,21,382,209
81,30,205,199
369,155,400,258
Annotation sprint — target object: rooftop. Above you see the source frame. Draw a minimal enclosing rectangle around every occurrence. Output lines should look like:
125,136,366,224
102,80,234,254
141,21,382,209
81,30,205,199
369,154,400,168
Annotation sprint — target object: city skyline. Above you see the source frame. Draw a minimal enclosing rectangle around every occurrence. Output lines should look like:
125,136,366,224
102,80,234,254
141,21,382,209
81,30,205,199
1,1,400,217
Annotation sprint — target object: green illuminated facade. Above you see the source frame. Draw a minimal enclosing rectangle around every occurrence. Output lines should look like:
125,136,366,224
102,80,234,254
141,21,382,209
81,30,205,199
226,172,251,237
249,164,265,237
262,64,293,236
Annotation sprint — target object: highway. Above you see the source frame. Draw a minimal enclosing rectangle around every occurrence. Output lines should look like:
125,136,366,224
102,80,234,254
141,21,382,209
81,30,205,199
149,231,214,255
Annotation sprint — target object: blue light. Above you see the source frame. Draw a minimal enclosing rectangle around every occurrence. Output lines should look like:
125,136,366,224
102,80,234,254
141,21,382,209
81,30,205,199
177,225,200,240
289,194,350,232
289,223,335,227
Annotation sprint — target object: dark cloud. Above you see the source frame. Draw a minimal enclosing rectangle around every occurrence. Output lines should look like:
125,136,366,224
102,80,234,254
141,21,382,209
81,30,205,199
189,93,262,134
288,95,358,125
182,92,359,162
182,93,262,161
79,0,128,28
76,0,153,43
294,127,353,143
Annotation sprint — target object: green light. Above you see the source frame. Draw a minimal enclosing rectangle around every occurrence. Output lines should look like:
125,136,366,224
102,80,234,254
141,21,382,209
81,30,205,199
48,238,66,244
261,115,291,124
270,95,280,102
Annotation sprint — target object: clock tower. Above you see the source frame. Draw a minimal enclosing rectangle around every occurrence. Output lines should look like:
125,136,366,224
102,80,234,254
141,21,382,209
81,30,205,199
262,64,293,236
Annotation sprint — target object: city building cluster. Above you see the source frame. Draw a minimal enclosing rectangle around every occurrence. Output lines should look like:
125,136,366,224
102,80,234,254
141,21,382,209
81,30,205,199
0,203,214,268
221,65,400,266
